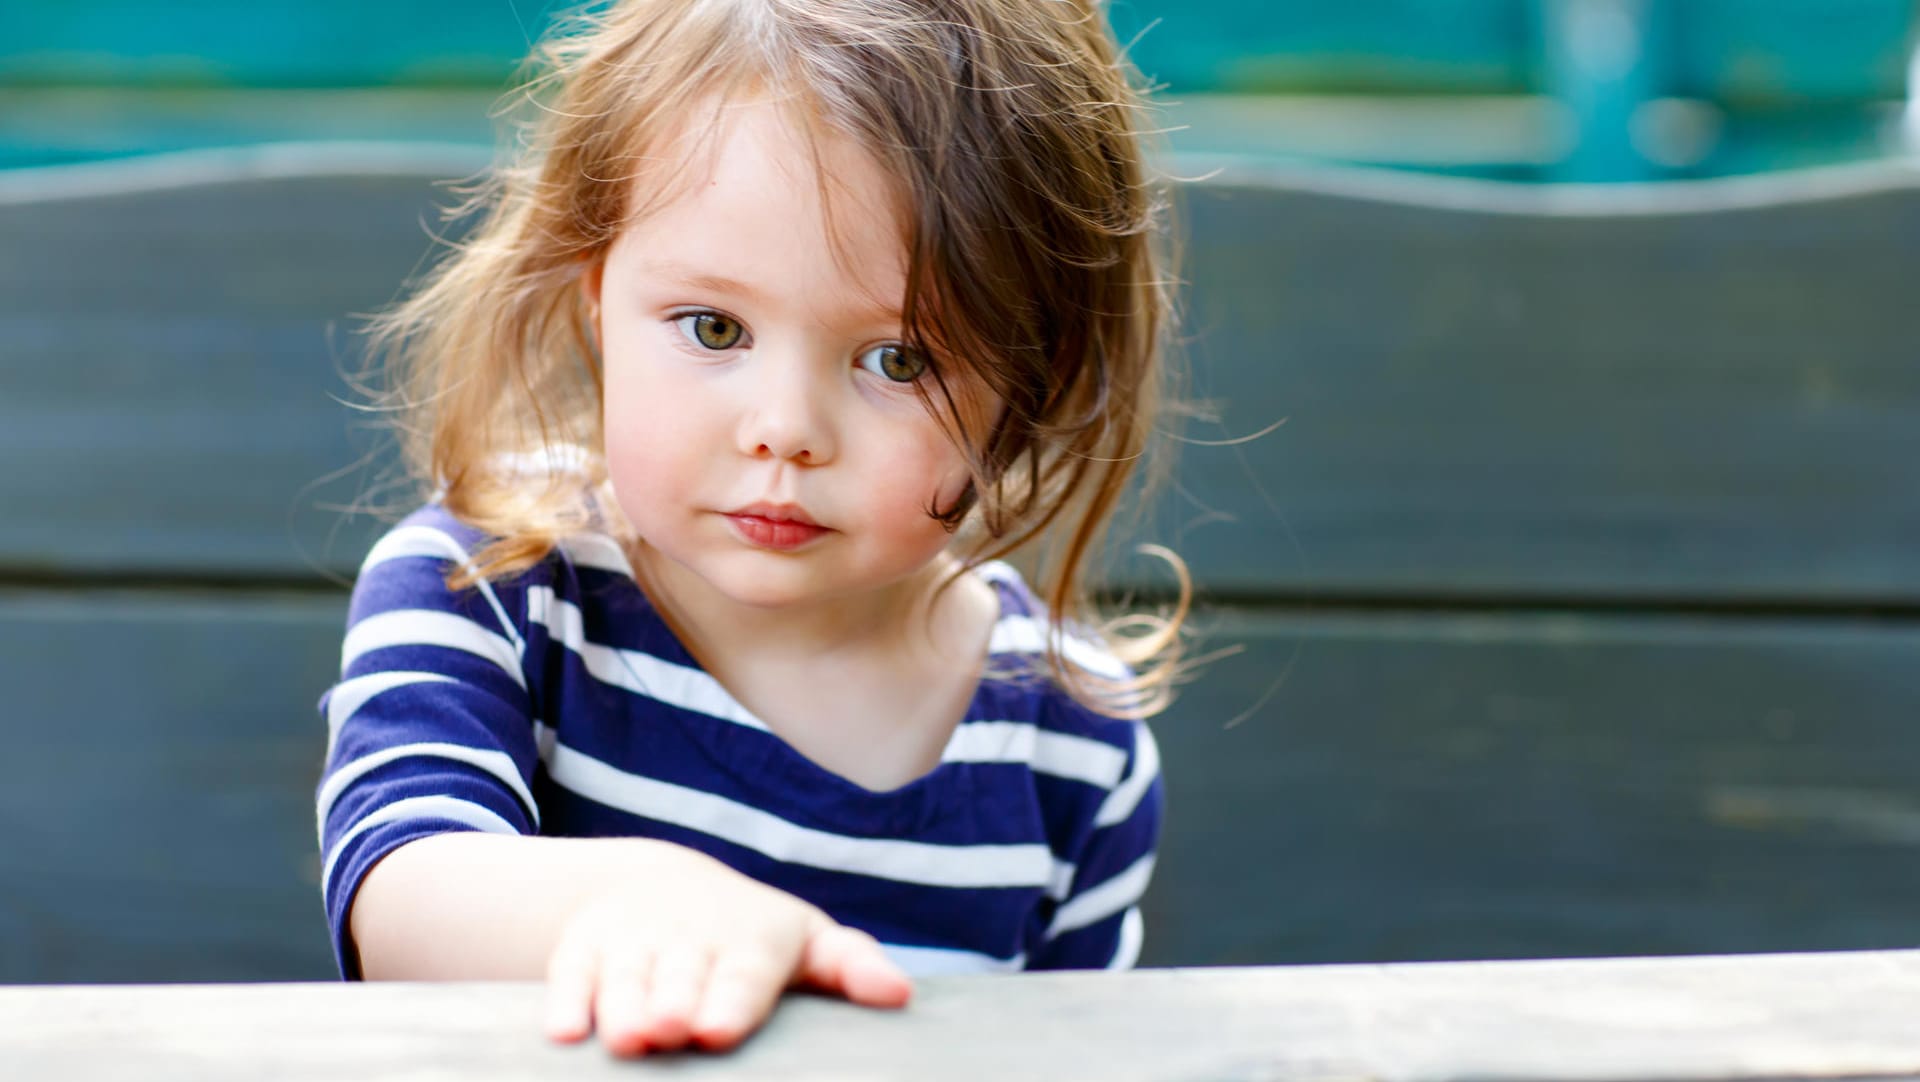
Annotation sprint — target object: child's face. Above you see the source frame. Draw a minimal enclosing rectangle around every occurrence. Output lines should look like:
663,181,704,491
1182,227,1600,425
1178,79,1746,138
585,98,988,612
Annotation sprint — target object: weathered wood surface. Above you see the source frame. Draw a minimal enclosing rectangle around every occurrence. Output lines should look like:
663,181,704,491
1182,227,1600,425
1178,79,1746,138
6,591,1917,983
1151,605,1920,966
0,590,341,982
0,147,480,580
5,133,1919,988
3,951,1919,1081
6,152,1920,601
1164,159,1920,603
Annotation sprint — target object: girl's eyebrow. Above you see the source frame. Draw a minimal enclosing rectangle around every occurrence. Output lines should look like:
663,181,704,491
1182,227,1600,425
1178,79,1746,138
644,261,761,301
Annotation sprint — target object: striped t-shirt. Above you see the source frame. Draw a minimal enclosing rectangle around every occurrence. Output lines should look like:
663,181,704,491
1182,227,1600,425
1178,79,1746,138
318,504,1163,979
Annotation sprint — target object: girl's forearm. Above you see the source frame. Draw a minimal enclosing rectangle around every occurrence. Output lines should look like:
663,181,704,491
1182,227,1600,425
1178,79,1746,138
349,832,727,980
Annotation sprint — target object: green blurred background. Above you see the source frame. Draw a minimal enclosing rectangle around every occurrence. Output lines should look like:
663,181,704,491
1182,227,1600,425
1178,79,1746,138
2,0,1915,182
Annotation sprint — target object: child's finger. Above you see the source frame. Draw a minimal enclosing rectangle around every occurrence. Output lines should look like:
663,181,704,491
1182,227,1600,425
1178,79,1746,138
691,949,786,1050
591,951,657,1058
799,924,913,1008
543,936,599,1043
635,946,710,1050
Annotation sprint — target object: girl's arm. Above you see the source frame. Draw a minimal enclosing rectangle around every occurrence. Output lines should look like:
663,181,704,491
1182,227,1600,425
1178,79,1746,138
1029,722,1164,970
351,831,912,1056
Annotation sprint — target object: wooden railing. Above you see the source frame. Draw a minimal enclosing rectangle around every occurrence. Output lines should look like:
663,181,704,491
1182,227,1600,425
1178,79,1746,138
3,950,1917,1079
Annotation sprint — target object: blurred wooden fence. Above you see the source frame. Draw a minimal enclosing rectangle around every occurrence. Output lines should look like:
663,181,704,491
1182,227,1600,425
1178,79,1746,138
2,147,1917,980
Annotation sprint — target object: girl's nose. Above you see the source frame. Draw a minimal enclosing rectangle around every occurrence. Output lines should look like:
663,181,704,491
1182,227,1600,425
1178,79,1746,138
736,354,837,465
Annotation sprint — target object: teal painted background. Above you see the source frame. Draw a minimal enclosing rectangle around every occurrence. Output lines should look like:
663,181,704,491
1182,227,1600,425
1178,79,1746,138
2,1,1908,96
0,1,1913,179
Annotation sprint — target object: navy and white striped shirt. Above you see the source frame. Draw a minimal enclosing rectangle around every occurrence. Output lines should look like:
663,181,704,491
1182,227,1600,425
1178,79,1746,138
318,504,1163,978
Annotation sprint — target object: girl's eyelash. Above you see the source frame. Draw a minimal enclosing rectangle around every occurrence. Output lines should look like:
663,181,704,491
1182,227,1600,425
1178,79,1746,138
854,343,931,384
665,313,928,385
670,309,750,351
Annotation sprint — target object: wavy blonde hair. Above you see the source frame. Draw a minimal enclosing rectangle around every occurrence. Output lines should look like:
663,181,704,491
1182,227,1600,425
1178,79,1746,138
367,0,1190,718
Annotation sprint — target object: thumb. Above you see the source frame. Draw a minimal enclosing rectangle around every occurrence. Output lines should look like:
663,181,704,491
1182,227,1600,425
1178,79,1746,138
798,920,913,1009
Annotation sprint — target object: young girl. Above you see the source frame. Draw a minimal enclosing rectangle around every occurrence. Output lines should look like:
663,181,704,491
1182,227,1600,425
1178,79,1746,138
319,0,1185,1058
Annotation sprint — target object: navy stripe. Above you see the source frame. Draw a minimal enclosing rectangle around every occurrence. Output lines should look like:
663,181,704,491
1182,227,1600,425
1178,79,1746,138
539,790,1036,961
1032,911,1128,968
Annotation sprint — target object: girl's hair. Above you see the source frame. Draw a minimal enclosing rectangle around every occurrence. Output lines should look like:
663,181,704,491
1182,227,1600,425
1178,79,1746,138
367,0,1190,718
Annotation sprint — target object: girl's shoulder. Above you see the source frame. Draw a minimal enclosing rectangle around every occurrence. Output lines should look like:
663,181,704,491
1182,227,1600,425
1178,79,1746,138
346,505,545,635
352,504,636,614
378,503,496,556
359,504,635,585
971,560,1147,748
356,505,540,587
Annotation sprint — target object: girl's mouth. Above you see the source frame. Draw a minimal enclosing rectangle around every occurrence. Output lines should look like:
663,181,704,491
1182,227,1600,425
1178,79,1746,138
724,504,831,550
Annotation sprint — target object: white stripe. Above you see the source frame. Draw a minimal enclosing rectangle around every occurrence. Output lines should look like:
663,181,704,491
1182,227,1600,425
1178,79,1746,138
359,524,523,655
972,561,1130,681
320,795,520,897
883,943,1026,976
556,532,635,577
542,741,1054,889
528,588,766,731
972,560,1023,588
359,525,476,575
341,610,525,690
1047,853,1157,938
1048,860,1077,902
324,671,456,751
1107,908,1144,970
988,616,1131,681
942,721,1127,788
1094,725,1160,828
316,743,538,839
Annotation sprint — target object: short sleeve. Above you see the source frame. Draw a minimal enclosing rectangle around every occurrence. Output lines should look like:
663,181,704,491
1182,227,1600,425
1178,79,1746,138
315,509,544,979
1030,722,1164,970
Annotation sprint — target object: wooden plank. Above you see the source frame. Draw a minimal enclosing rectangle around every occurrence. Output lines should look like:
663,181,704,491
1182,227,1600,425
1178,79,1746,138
3,951,1920,1080
1149,160,1920,602
0,154,477,579
1143,606,1920,967
8,156,1920,599
5,591,1916,981
0,590,345,982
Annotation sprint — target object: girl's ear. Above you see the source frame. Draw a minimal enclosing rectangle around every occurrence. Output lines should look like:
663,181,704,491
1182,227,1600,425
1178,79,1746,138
579,258,605,316
579,258,606,358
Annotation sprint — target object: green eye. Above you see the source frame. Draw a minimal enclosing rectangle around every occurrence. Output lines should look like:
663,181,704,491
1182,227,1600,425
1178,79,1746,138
676,312,745,350
856,344,928,383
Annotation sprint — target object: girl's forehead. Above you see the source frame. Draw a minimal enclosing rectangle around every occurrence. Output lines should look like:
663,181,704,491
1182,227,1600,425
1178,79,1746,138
607,96,912,319
618,92,905,236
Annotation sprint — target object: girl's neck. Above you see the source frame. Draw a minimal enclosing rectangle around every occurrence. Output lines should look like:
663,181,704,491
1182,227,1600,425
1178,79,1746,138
623,542,1001,792
625,543,974,669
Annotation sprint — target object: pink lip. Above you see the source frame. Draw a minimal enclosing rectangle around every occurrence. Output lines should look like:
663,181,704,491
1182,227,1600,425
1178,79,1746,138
723,503,831,551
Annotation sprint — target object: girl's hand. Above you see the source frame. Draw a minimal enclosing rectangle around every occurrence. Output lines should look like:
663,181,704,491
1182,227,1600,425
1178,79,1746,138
541,857,913,1056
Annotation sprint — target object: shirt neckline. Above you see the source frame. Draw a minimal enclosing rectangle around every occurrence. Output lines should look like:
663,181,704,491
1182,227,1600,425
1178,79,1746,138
551,534,1047,826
